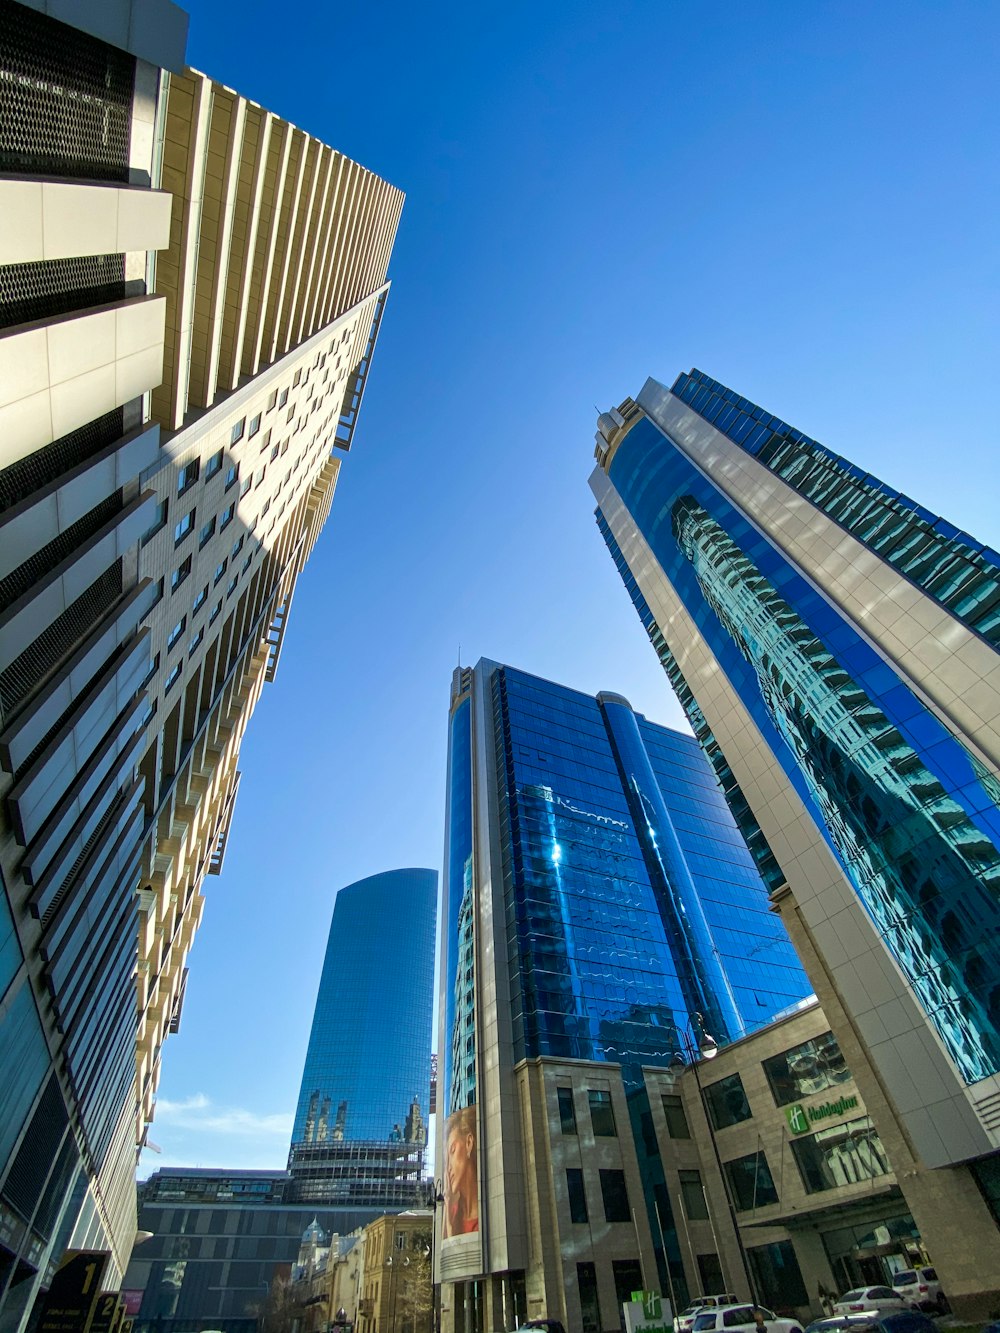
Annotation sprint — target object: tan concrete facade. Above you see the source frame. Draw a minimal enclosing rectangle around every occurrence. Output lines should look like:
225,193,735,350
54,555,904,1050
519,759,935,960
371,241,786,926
771,895,1000,1319
645,1002,913,1320
0,2,401,1314
358,1212,434,1333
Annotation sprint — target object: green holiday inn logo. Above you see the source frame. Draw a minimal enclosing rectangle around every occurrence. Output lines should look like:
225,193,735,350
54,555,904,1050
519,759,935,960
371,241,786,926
785,1094,858,1134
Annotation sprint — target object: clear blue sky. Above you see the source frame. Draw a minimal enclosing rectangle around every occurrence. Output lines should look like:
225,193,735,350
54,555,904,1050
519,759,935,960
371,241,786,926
144,0,1000,1170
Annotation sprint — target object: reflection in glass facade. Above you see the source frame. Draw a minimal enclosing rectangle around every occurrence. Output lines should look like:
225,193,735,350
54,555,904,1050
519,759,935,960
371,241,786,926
703,1073,752,1130
593,377,1000,1086
291,869,436,1151
486,666,808,1072
762,1031,850,1108
790,1115,890,1194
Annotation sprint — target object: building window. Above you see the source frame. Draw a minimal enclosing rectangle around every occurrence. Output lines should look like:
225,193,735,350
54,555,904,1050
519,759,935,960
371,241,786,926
723,1151,779,1211
141,499,168,545
270,442,280,462
558,1088,577,1135
220,503,235,531
762,1032,849,1107
697,1253,725,1294
249,413,261,439
577,1263,600,1333
209,600,222,625
167,617,186,651
141,653,160,689
171,555,192,593
661,1094,690,1139
232,536,244,559
226,576,238,597
267,389,278,412
214,559,228,585
704,1073,752,1130
746,1240,808,1308
599,1169,630,1223
588,1090,616,1137
566,1169,588,1224
242,555,252,574
278,387,289,407
293,368,302,387
174,509,195,545
164,663,182,693
205,448,223,478
612,1261,644,1318
790,1115,890,1194
395,1232,405,1251
177,459,200,494
679,1169,709,1220
189,628,204,656
240,474,252,497
146,577,164,612
230,418,245,445
193,585,208,614
199,516,216,548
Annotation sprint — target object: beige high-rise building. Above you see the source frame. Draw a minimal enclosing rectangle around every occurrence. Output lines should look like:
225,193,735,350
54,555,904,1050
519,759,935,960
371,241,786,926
0,1,402,1323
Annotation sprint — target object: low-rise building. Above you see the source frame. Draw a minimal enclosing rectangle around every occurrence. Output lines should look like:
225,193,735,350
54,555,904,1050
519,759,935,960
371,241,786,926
357,1211,433,1333
647,999,938,1319
289,1220,364,1333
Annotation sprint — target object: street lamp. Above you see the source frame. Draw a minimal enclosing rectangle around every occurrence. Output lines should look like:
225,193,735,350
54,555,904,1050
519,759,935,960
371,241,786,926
427,1179,445,1333
672,1013,760,1305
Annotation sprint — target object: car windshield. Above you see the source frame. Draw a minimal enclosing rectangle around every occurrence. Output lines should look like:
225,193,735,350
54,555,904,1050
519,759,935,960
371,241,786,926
693,1316,717,1331
891,1274,916,1287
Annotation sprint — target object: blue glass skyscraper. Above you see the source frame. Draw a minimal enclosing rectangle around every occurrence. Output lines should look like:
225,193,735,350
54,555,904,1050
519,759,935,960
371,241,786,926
436,660,810,1331
289,868,436,1206
590,370,1000,1312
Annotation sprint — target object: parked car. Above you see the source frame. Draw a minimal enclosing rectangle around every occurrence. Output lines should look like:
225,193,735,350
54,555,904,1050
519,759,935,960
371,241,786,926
675,1297,740,1333
691,1304,803,1333
804,1317,880,1333
833,1289,909,1317
872,1312,937,1333
890,1268,947,1313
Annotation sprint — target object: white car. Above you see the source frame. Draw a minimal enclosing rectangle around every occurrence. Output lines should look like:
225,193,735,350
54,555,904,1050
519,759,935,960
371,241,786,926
833,1288,910,1317
691,1304,803,1333
675,1297,739,1333
891,1268,947,1313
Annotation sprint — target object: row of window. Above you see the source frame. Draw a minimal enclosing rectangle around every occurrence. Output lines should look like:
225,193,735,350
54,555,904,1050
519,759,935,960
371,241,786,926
558,1087,616,1137
672,369,1000,649
565,1166,631,1224
663,1031,851,1141
669,1111,890,1218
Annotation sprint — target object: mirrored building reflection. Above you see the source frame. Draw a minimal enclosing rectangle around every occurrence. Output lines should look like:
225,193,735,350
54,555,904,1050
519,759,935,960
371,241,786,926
288,869,437,1208
590,369,1000,1316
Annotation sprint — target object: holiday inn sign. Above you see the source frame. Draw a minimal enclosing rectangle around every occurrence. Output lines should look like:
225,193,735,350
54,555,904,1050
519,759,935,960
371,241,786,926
785,1094,859,1134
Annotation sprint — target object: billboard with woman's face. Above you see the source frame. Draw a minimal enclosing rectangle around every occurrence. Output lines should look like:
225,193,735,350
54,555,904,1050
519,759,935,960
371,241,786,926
442,1104,478,1237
